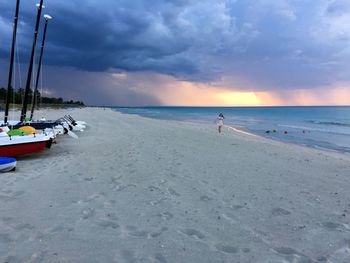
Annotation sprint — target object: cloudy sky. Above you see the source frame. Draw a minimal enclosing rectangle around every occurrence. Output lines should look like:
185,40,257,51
0,0,349,106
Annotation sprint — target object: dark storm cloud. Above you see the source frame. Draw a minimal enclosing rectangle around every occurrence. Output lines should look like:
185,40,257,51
1,0,193,71
0,0,258,79
38,0,197,74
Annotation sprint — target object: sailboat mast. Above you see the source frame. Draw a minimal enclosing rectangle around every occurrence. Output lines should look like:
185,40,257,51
4,0,20,124
20,0,44,122
30,15,52,120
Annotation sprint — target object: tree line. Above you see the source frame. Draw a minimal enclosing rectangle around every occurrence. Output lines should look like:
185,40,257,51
0,87,85,106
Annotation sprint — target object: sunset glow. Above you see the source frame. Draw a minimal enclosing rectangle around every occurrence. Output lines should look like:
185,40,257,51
215,92,261,106
112,72,350,106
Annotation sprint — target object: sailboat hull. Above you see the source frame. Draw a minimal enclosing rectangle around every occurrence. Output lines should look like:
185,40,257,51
0,138,52,157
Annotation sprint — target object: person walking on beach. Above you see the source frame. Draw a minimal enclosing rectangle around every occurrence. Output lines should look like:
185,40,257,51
217,113,224,133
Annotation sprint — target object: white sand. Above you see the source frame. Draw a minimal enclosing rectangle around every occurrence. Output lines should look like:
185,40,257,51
0,107,349,263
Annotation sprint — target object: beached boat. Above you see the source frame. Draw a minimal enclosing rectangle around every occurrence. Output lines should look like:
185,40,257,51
2,0,84,142
27,117,85,132
0,157,17,172
0,132,52,157
8,118,83,138
65,115,87,127
0,0,53,157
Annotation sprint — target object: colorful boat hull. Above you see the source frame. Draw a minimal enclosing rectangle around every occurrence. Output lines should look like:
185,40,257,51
0,157,17,172
0,136,52,157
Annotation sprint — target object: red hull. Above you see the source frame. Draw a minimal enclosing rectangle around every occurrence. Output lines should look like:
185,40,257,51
0,140,52,157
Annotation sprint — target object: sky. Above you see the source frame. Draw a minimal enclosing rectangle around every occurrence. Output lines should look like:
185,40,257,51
0,0,350,106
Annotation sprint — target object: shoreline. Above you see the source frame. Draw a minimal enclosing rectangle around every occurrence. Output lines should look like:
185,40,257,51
115,108,350,157
4,105,347,158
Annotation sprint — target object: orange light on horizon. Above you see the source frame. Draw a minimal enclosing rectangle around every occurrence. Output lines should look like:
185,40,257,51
110,71,350,106
215,91,262,106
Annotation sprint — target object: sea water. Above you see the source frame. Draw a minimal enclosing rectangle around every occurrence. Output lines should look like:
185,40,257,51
114,106,350,153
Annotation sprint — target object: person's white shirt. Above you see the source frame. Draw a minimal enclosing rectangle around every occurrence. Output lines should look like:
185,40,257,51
217,116,224,126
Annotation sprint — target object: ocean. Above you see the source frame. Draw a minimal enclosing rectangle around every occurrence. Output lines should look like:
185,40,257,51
113,106,350,154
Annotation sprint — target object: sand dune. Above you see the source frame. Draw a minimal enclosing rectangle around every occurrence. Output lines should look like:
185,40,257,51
0,107,349,262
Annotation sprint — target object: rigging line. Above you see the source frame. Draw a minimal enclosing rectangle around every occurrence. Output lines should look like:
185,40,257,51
12,50,16,122
12,33,21,121
40,61,43,108
33,59,43,115
31,51,36,112
15,34,23,107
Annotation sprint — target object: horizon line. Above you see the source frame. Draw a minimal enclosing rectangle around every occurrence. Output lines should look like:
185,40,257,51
94,105,350,108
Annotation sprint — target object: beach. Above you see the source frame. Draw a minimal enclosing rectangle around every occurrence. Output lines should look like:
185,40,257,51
0,107,350,262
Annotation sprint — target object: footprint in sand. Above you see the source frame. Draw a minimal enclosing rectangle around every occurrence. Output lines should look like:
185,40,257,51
232,205,245,210
179,228,205,240
321,221,344,231
153,253,168,263
28,250,48,263
200,179,209,185
150,197,168,206
158,212,173,221
129,169,137,174
84,177,94,181
115,184,136,192
114,250,137,263
316,256,329,262
81,208,95,219
211,188,219,194
150,227,168,238
125,163,133,168
167,187,181,197
242,248,251,253
222,212,238,224
0,190,24,202
2,255,19,263
111,175,122,184
148,185,162,193
0,233,12,244
274,247,299,255
45,224,65,235
273,247,314,262
96,219,119,229
125,225,148,237
215,244,238,254
1,217,14,223
271,207,291,216
200,195,213,202
14,223,35,231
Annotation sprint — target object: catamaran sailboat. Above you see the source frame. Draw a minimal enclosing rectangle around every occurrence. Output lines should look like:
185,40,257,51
0,0,53,157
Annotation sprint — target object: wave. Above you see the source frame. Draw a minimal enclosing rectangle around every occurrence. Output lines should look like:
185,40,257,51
279,124,318,131
308,120,350,127
278,124,350,136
